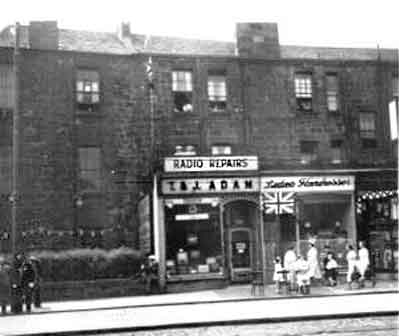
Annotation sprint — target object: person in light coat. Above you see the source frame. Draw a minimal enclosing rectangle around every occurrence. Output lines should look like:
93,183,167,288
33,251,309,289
283,246,297,289
307,240,322,283
358,241,370,285
346,244,357,287
295,255,311,294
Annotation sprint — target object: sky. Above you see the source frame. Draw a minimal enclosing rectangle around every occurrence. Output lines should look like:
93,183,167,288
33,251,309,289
1,0,398,49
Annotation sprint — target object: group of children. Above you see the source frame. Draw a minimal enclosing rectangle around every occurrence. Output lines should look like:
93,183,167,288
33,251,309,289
273,240,372,294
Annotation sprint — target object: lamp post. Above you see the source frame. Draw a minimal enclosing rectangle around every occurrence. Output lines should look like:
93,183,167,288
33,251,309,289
73,195,83,246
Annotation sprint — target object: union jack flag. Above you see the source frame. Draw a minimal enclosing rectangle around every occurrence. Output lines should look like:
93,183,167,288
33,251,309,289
262,191,296,215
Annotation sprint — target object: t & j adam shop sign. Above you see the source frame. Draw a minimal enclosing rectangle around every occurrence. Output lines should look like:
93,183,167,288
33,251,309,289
162,177,259,195
164,156,258,172
261,175,355,193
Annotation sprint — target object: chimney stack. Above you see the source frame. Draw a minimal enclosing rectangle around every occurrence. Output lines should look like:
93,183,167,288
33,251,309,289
117,22,131,40
236,22,280,59
28,21,59,50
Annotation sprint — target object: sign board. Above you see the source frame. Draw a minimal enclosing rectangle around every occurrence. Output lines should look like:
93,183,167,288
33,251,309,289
175,213,210,221
138,195,151,254
261,175,355,193
164,156,258,172
162,177,259,195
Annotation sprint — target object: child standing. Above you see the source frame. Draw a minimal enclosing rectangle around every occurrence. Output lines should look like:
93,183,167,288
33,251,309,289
273,257,284,293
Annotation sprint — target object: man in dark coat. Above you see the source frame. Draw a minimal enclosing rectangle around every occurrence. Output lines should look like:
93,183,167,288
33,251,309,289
21,260,36,312
29,257,42,308
0,260,11,314
9,258,23,314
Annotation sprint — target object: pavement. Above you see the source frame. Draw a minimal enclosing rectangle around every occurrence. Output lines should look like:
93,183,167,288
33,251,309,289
0,280,397,336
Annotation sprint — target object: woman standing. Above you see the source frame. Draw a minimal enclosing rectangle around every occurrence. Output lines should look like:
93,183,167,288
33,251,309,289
358,241,370,287
346,244,358,289
307,239,322,284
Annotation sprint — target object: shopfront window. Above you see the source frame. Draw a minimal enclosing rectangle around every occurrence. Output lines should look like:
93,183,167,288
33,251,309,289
165,202,223,276
357,190,398,273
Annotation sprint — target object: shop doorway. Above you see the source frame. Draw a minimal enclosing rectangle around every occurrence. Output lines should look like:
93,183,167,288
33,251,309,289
224,200,259,283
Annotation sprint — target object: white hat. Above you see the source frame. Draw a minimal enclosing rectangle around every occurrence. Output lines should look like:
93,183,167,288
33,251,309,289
309,238,316,245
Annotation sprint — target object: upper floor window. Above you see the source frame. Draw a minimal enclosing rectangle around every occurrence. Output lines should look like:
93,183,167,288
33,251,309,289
78,147,101,192
208,73,227,112
0,146,11,193
393,75,398,98
76,70,100,106
330,139,343,164
295,73,313,111
174,145,196,156
300,140,318,164
359,112,377,148
0,65,14,109
172,71,193,113
211,145,231,155
326,74,339,112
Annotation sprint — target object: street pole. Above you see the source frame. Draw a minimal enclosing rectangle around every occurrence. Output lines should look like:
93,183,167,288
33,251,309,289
11,22,20,255
295,198,300,255
258,177,266,295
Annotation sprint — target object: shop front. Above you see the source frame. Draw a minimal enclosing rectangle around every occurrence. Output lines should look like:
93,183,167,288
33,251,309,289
356,170,398,279
156,155,260,290
260,174,356,280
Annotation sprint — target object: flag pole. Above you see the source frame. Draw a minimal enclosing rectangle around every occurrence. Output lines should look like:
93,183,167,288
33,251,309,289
11,22,20,256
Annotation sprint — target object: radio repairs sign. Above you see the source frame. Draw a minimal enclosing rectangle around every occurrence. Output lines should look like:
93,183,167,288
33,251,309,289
261,175,355,193
164,156,258,172
162,177,259,195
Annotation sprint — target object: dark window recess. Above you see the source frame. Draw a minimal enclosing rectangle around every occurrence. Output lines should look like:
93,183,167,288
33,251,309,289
330,140,343,164
172,71,193,113
295,73,313,112
300,140,318,164
76,70,100,108
362,138,377,149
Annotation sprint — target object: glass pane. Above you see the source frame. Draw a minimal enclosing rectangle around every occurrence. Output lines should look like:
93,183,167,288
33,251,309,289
92,93,100,103
92,82,99,92
76,81,84,92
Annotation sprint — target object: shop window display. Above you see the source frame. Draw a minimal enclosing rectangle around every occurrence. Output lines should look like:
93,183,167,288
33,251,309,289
165,203,223,277
357,190,398,273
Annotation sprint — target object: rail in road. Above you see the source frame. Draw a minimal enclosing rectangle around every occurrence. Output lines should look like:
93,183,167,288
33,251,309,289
0,292,398,336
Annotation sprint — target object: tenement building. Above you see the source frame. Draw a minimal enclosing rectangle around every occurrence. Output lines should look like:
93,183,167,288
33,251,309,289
0,21,397,287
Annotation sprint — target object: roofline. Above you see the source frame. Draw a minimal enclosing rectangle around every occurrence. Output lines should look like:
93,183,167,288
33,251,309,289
0,46,397,65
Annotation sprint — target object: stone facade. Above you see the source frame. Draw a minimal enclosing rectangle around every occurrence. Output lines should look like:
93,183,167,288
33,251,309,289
0,21,397,252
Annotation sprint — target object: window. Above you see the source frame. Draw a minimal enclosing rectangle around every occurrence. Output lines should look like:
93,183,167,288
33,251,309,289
359,112,377,148
393,75,398,98
300,141,318,164
326,74,339,112
211,145,231,155
0,65,14,109
295,73,313,111
330,140,343,164
76,70,100,106
0,146,11,193
174,145,196,156
165,203,222,276
78,147,101,192
172,71,193,112
208,74,227,112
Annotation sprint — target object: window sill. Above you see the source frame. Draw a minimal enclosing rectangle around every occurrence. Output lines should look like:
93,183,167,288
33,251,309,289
167,272,225,282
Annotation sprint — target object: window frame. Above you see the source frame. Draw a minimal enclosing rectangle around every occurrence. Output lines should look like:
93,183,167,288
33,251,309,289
295,72,313,112
359,111,377,148
300,140,318,164
78,146,102,192
208,73,227,112
211,144,232,155
172,70,193,113
76,69,100,108
0,65,14,109
326,73,339,112
330,139,343,164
